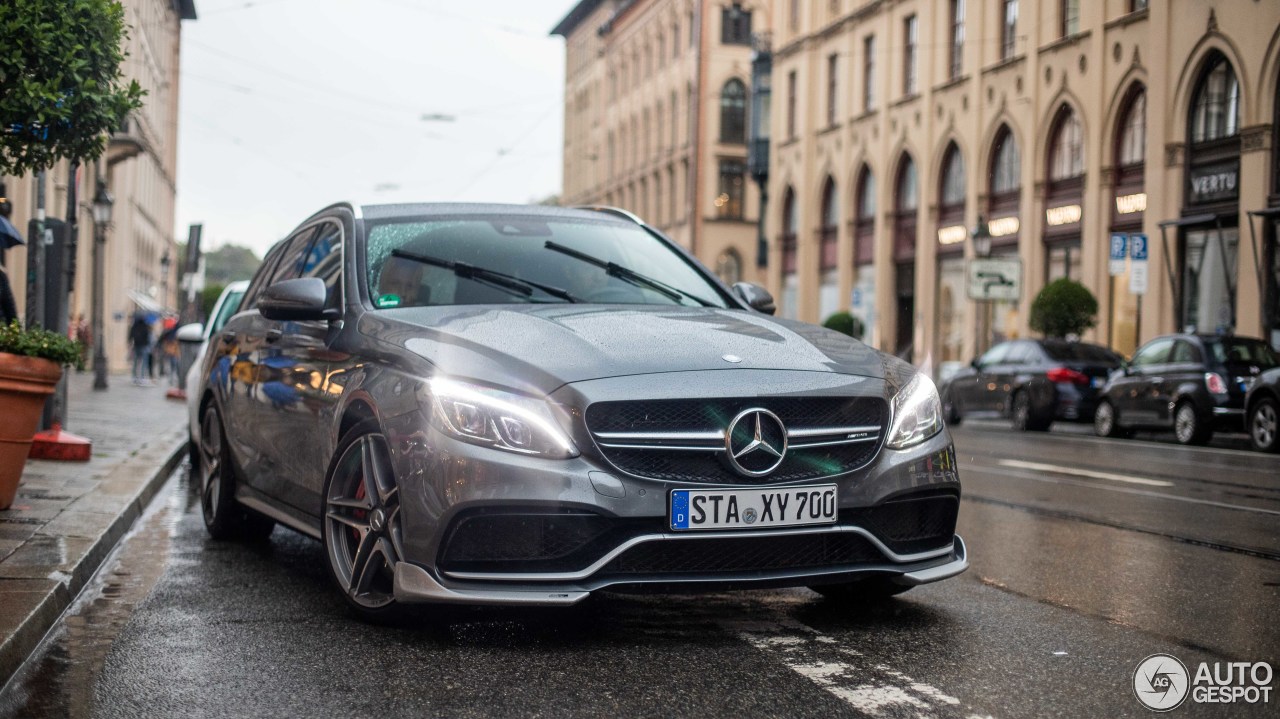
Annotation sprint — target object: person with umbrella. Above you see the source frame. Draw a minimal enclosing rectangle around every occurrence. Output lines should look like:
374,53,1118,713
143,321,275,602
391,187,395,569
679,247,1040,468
0,196,22,325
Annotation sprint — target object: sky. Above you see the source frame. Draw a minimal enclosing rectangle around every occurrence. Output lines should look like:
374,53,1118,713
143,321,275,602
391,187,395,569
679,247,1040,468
175,0,571,258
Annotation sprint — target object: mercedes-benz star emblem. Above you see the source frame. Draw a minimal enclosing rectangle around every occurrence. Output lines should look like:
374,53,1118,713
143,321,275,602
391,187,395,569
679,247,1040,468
724,408,788,477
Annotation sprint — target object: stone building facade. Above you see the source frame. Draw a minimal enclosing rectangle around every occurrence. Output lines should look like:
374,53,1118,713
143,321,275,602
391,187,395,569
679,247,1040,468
2,0,196,372
765,0,1280,371
553,0,770,286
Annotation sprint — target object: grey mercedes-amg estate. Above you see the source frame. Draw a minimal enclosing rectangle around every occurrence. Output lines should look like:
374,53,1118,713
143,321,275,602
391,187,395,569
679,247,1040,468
192,202,966,619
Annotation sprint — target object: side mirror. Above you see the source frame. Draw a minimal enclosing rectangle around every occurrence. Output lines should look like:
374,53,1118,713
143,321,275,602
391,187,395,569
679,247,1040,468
259,278,335,322
176,322,205,344
970,357,981,370
732,282,776,315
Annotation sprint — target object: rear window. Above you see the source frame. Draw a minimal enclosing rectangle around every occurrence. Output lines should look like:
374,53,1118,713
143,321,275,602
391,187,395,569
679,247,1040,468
1040,341,1122,364
1206,338,1280,368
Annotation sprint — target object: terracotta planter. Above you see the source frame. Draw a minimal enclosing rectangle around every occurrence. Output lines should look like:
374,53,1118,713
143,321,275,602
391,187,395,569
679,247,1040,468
0,352,62,510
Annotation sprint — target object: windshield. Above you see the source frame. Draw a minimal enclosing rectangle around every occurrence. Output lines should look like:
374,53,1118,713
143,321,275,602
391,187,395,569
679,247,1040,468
364,215,730,309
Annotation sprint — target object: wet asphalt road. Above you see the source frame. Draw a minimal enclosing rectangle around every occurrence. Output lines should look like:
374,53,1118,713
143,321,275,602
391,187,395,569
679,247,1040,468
1,424,1277,719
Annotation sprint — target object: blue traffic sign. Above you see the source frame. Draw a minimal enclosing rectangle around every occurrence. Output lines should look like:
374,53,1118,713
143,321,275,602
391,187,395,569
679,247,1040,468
1130,233,1148,261
1109,234,1128,261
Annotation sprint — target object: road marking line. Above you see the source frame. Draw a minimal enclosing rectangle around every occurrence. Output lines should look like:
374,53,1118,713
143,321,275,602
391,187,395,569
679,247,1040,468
722,617,993,719
977,466,1280,517
996,459,1174,487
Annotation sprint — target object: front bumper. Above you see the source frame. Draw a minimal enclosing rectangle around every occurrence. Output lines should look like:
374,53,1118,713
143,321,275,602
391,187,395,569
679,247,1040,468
393,534,968,606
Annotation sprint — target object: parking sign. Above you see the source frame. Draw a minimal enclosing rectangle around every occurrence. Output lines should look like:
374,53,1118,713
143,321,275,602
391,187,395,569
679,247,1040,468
1109,234,1127,276
1129,233,1148,294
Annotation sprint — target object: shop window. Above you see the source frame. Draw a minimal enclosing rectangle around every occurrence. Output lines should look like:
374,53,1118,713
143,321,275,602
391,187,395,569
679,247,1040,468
716,160,746,219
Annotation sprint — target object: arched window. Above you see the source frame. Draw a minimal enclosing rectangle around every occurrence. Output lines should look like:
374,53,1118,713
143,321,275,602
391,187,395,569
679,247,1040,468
990,125,1020,195
939,142,966,208
1048,106,1084,181
896,155,918,212
781,187,798,275
820,177,838,271
1117,86,1147,167
716,249,743,285
855,165,876,265
720,79,748,143
1190,54,1240,143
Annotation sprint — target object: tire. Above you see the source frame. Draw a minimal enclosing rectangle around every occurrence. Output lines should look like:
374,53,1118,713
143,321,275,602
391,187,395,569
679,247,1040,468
944,391,962,426
1173,401,1212,445
322,419,406,622
809,576,912,601
198,405,275,541
1094,399,1127,438
1011,391,1051,432
1248,397,1280,453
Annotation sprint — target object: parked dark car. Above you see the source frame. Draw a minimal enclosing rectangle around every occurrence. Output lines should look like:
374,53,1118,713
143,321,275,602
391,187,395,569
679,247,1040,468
1094,334,1280,445
1244,367,1280,453
190,203,966,619
940,339,1123,432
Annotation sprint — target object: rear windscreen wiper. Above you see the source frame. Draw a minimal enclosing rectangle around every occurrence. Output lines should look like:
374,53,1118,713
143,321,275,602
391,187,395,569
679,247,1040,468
542,241,714,307
391,249,579,303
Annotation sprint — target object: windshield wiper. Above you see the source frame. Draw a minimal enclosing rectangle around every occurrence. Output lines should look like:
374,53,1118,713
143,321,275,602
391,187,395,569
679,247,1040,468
391,249,579,303
542,241,715,307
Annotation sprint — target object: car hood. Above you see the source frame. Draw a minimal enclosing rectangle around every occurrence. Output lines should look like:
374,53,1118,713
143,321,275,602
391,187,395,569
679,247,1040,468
360,304,896,395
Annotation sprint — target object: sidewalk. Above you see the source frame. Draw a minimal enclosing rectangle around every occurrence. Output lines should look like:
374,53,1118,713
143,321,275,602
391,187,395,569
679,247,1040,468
0,370,188,690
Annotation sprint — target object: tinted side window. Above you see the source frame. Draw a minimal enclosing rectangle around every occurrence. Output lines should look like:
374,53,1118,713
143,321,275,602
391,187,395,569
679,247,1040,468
209,289,246,335
270,228,319,284
1004,342,1036,365
1131,338,1173,368
1169,341,1203,364
240,243,287,311
300,222,343,310
979,342,1009,367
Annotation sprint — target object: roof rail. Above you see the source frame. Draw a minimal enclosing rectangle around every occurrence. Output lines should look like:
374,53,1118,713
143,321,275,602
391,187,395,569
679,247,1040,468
571,205,647,226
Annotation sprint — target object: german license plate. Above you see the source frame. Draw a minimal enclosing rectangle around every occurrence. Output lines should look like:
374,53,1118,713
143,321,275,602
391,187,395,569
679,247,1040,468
669,485,838,531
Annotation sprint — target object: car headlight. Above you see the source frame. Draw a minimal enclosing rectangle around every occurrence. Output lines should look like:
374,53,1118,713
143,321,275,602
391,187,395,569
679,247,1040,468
427,377,579,458
885,373,944,450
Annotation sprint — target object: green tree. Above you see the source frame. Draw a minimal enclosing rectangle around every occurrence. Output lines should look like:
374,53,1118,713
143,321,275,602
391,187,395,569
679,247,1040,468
203,244,261,285
0,0,144,175
822,311,865,340
201,283,225,321
1029,278,1098,338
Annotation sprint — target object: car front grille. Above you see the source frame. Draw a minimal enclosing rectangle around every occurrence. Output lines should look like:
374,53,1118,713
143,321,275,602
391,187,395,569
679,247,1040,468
850,492,959,555
585,397,886,484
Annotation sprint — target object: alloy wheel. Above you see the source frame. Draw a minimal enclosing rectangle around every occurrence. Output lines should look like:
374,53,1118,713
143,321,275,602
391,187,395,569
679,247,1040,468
199,409,224,527
324,432,404,610
1094,401,1115,437
1174,404,1198,444
1251,400,1278,452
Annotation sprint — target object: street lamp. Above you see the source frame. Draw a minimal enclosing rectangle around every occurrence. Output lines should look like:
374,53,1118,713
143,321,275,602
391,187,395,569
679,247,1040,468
91,181,113,390
971,214,992,358
971,214,991,258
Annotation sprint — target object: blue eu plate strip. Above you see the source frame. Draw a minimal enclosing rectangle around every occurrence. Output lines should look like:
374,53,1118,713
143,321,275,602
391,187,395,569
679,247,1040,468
670,490,690,530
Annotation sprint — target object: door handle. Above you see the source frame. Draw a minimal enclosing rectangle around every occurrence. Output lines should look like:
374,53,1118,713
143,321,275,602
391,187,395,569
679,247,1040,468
265,329,283,343
221,331,237,343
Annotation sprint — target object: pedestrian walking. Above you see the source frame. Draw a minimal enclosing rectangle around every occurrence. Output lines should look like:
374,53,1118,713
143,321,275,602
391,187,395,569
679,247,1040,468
0,265,17,326
71,314,91,371
128,313,152,385
158,319,180,386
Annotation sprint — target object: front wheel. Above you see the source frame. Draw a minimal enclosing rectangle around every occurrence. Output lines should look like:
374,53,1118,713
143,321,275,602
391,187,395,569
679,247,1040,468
322,420,406,621
1173,401,1212,445
1093,400,1130,438
1248,397,1280,453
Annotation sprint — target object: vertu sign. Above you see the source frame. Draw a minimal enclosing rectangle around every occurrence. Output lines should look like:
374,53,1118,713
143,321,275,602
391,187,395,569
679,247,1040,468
1187,161,1239,205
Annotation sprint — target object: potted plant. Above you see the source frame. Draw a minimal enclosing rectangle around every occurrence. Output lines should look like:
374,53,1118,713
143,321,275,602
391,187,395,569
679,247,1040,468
1029,278,1098,339
0,320,83,509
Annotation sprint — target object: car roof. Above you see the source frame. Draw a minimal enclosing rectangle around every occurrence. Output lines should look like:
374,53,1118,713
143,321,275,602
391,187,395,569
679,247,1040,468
354,202,634,224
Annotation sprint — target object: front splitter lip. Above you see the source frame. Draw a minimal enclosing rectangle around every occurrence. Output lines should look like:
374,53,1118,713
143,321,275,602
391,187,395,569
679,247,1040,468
391,535,968,607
